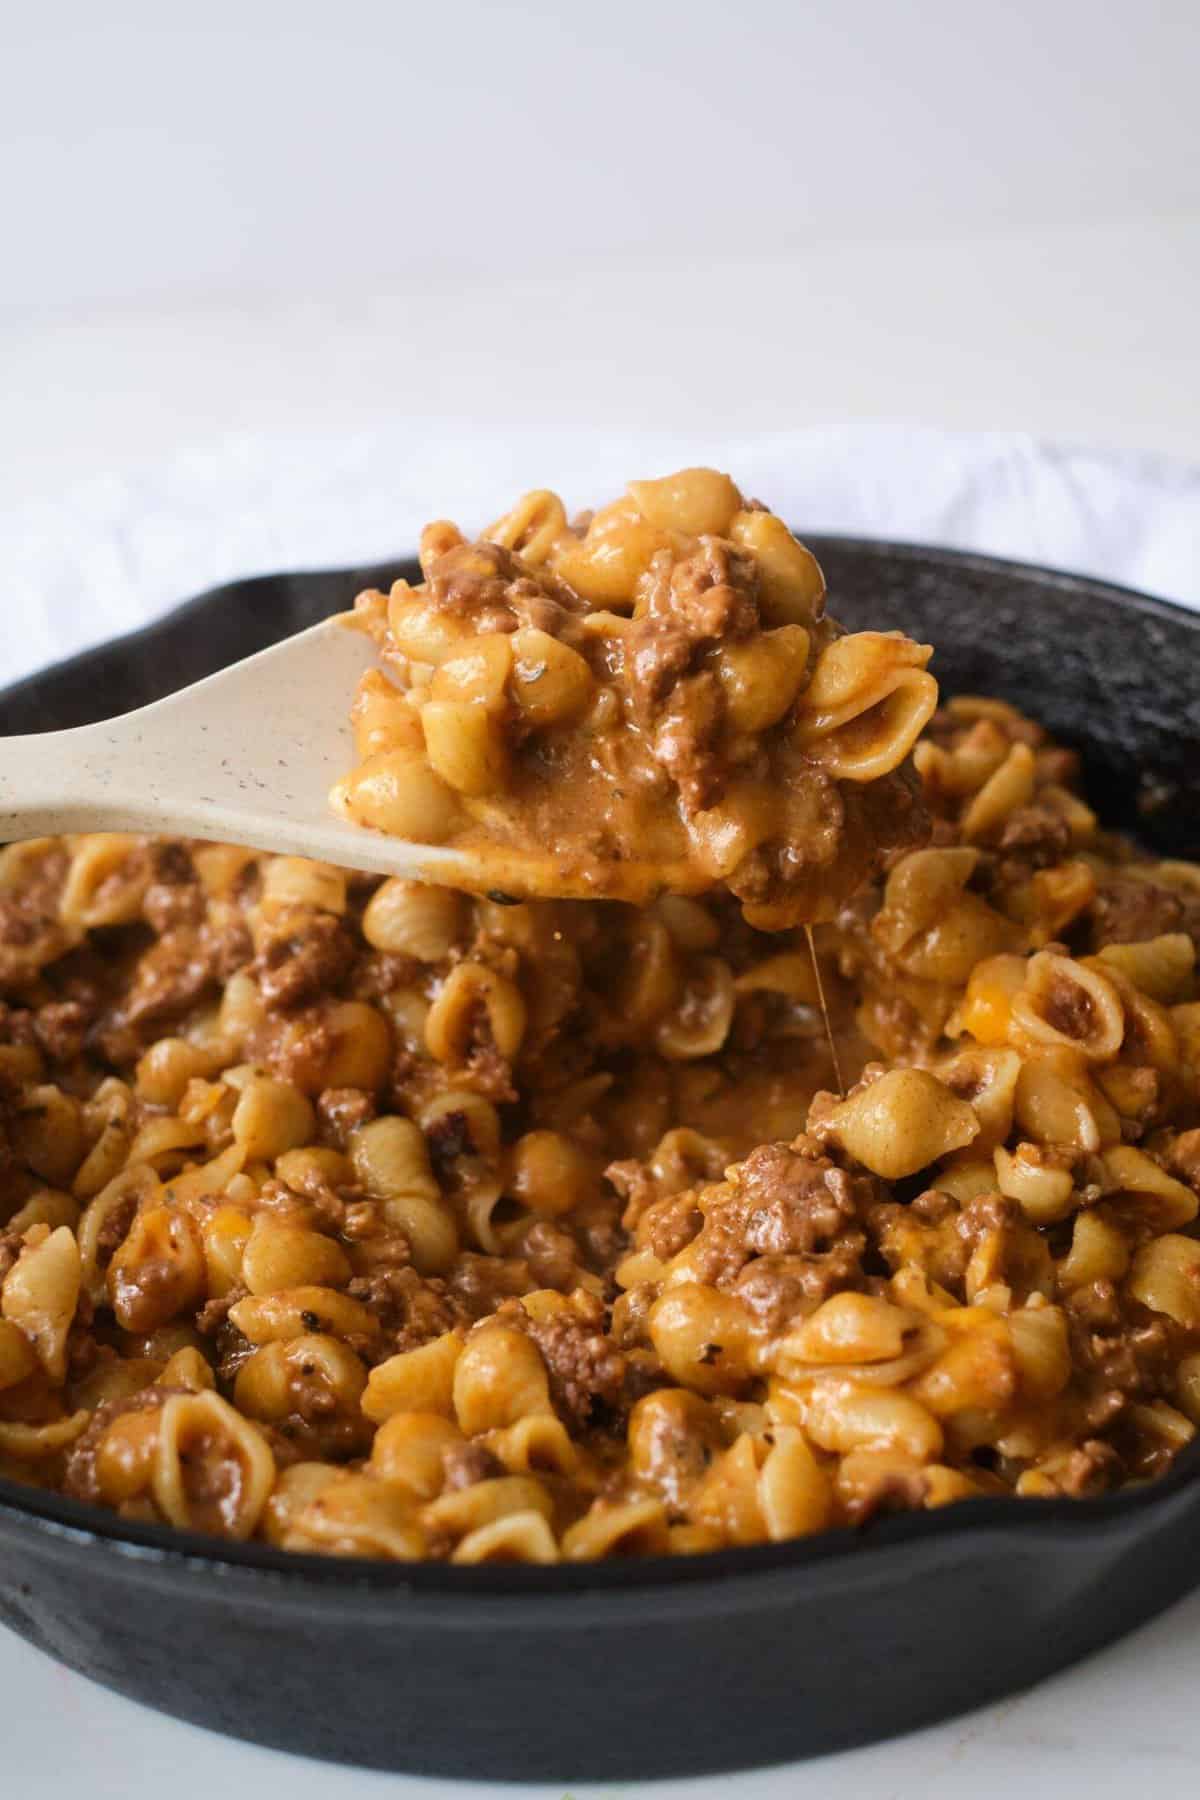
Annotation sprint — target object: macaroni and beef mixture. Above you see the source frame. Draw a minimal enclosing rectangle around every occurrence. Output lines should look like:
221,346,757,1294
330,469,934,925
1,488,1199,1563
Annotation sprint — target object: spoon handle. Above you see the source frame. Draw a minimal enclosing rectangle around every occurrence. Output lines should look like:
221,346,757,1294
0,618,369,846
0,720,135,839
0,619,476,886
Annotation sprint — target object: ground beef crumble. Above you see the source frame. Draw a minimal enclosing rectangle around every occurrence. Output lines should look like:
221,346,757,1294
62,1385,181,1505
734,1140,872,1257
316,1086,377,1147
253,912,356,1011
1086,875,1200,950
441,1441,505,1490
500,1295,628,1431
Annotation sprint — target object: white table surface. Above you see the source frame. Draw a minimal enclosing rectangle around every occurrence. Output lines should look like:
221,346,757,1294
3,210,1200,1798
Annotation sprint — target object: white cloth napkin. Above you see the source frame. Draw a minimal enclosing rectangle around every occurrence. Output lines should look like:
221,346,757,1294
4,423,1198,689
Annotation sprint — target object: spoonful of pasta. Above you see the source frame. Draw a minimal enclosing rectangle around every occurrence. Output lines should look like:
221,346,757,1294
0,470,936,927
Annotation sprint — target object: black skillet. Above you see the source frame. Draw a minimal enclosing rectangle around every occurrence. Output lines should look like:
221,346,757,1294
1,540,1199,1780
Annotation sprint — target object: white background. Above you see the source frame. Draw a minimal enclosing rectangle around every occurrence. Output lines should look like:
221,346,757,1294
2,0,1199,515
3,3,1200,1797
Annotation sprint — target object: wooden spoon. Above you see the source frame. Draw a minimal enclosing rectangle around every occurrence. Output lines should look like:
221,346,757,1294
0,618,475,884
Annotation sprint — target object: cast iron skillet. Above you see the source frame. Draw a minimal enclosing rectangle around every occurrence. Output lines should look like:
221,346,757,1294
2,540,1200,1782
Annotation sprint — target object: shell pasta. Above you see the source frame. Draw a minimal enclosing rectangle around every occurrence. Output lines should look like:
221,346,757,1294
1,478,1199,1562
330,469,934,925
